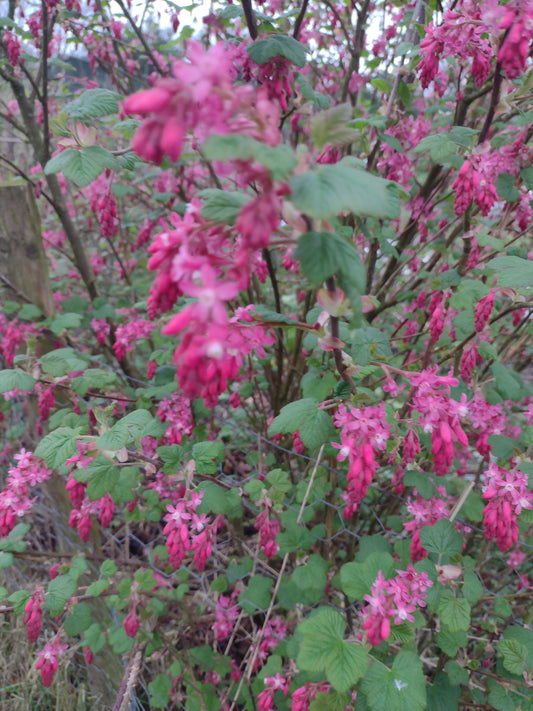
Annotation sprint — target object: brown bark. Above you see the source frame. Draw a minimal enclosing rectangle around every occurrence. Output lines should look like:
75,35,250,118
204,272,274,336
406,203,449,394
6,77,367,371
0,182,55,317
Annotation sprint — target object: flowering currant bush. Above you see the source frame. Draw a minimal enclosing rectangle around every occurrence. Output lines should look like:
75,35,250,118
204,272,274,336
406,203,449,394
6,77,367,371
2,0,533,710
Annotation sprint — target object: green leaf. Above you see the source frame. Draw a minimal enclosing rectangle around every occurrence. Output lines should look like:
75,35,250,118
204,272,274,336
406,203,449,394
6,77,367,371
371,78,390,93
49,312,83,335
45,573,78,617
495,173,520,203
8,589,30,614
340,552,394,602
247,33,308,68
157,445,183,474
0,552,14,569
289,159,400,220
490,363,523,401
362,651,426,711
419,519,463,556
202,134,297,181
268,398,336,449
148,674,173,709
276,510,314,553
64,602,92,636
199,189,250,224
521,165,533,190
86,456,120,501
40,348,87,376
192,441,225,475
351,326,392,366
18,303,42,320
96,409,154,451
426,673,461,711
486,256,533,289
494,597,512,618
34,427,79,468
326,641,368,693
82,622,106,654
487,435,517,460
435,627,468,656
44,146,120,187
297,608,368,692
487,678,521,711
196,481,241,517
297,607,346,670
0,368,36,393
295,231,365,293
444,660,469,687
463,570,483,604
290,555,328,604
437,590,471,632
64,88,120,118
403,471,437,499
238,575,273,614
498,638,529,676
310,103,358,151
413,134,457,162
71,368,118,396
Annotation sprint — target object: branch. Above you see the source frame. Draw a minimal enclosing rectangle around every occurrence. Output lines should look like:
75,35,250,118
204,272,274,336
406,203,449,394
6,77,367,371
293,0,309,39
241,0,258,40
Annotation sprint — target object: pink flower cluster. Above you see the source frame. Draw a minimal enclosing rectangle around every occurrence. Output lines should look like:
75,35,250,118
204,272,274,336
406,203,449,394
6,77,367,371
361,565,432,646
124,42,283,406
0,315,36,368
113,316,153,361
482,463,533,551
163,489,222,571
258,673,289,711
213,589,240,641
36,636,68,687
65,443,115,541
254,496,280,558
408,368,469,475
147,203,276,405
332,403,391,519
291,682,331,711
251,615,287,671
452,156,498,217
419,6,492,90
157,392,194,445
123,40,280,165
0,449,52,537
404,490,453,561
24,585,45,642
498,3,533,79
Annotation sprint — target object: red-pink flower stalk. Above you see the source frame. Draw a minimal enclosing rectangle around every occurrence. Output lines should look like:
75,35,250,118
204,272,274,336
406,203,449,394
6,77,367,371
333,403,391,518
482,463,533,552
24,586,45,643
291,682,331,711
254,496,280,558
257,674,289,711
361,565,432,646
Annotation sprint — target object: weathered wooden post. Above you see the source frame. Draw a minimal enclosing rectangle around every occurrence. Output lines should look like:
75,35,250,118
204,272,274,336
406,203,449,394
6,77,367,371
0,181,55,318
0,181,124,705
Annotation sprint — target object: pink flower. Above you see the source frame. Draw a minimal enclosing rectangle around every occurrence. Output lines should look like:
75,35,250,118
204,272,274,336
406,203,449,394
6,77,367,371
361,565,432,645
36,637,68,687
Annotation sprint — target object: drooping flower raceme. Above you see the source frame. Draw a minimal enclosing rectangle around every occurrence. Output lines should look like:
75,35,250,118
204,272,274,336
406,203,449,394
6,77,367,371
361,565,432,646
35,636,68,687
482,463,533,551
333,403,391,519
